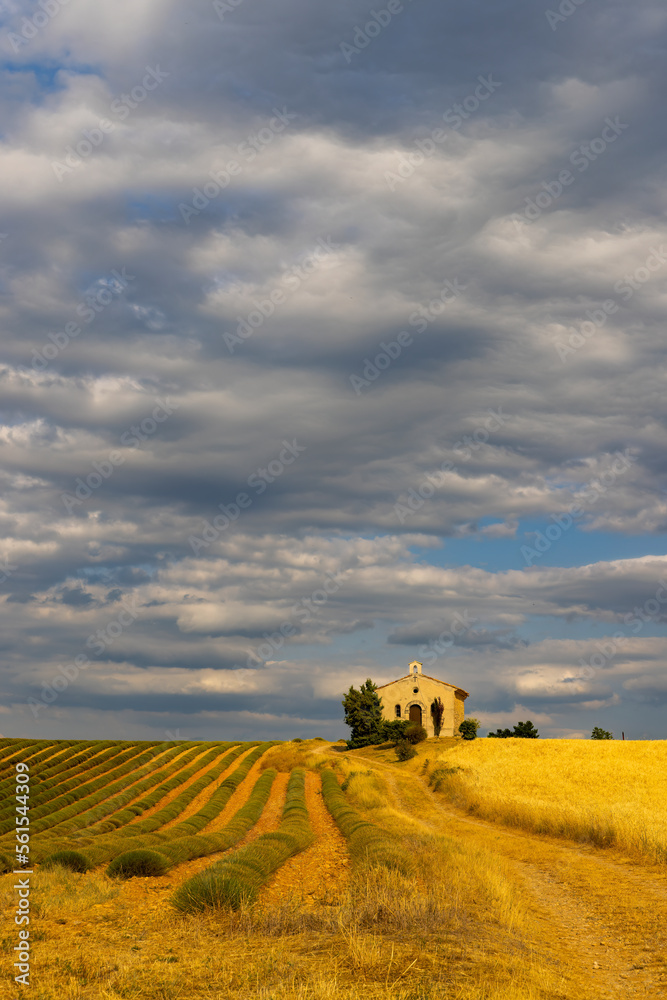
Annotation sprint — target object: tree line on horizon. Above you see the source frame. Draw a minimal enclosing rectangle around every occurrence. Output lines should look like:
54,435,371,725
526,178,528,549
342,680,617,743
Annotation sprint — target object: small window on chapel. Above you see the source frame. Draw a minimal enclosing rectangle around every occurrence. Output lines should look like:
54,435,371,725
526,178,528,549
395,704,401,717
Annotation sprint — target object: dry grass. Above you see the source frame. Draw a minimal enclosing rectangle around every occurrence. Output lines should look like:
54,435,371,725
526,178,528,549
4,739,666,999
0,860,564,1000
421,738,667,862
335,762,529,938
17,865,121,919
0,752,565,1000
258,744,324,773
334,743,667,996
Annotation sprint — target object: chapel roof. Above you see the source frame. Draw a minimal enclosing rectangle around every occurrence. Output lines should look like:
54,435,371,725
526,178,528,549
376,673,469,699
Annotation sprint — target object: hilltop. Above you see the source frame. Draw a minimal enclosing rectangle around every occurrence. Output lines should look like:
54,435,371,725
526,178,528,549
1,737,665,999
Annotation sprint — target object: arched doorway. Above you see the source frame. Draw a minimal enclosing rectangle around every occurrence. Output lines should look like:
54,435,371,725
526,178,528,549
409,704,422,725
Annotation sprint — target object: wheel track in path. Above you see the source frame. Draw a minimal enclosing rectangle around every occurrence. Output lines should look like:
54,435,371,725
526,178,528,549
258,770,350,909
328,748,667,1000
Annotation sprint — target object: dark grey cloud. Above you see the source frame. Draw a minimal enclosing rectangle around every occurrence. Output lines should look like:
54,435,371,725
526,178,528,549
0,0,666,738
59,586,94,607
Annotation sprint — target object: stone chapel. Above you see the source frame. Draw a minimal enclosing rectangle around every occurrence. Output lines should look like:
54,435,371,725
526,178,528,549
376,661,469,738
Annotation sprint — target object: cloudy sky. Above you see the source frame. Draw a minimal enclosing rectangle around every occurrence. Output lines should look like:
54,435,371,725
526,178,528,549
1,0,666,741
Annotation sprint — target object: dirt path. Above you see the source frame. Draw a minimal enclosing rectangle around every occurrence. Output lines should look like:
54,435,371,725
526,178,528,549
347,752,667,999
259,771,350,908
510,860,654,999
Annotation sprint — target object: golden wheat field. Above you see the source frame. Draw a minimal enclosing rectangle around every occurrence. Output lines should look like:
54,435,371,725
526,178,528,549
1,736,666,1000
426,738,667,863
